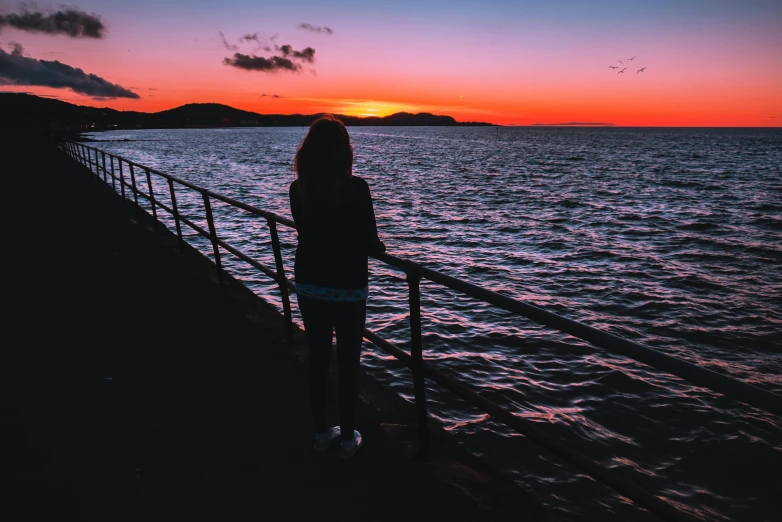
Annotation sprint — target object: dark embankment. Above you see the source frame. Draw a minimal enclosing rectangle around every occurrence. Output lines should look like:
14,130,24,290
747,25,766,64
1,129,554,521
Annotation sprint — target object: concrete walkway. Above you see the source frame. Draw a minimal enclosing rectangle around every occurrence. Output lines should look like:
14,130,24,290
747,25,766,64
2,131,551,521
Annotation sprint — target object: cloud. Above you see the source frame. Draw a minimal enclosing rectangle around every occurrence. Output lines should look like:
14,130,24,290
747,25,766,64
8,40,23,54
261,93,281,98
279,44,314,63
220,31,316,73
220,30,314,59
148,87,157,90
218,31,238,51
223,52,300,72
0,44,139,98
0,7,105,38
299,23,333,35
239,32,273,52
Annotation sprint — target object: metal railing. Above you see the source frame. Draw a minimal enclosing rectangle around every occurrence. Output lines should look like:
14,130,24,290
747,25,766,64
59,139,781,522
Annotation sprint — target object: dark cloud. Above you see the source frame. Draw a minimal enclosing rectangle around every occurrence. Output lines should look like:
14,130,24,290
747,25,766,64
239,32,273,52
223,52,300,72
8,40,23,55
299,23,333,35
220,31,315,73
218,31,238,51
278,44,315,63
260,93,281,98
0,7,105,38
148,87,157,91
0,44,139,98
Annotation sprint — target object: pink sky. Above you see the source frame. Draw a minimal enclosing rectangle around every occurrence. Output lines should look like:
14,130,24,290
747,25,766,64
1,0,780,126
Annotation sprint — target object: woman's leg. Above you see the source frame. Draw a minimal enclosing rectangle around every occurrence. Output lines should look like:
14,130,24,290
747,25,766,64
334,299,367,440
298,296,334,433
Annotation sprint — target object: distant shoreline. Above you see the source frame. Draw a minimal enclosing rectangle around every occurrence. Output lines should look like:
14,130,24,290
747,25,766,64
80,122,497,132
0,93,496,132
4,94,780,130
70,125,782,140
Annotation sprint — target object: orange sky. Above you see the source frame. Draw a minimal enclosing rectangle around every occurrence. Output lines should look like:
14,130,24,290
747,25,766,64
1,0,780,126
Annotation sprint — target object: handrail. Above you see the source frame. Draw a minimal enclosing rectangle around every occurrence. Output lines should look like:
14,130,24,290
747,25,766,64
377,252,782,417
59,139,781,522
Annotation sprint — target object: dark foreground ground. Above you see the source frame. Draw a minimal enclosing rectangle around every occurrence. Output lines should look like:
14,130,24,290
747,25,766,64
1,130,553,521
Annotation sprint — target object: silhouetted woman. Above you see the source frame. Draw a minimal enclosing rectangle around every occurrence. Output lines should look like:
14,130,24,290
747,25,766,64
290,115,385,459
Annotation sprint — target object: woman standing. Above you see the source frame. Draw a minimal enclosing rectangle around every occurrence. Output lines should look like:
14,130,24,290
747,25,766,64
290,115,386,459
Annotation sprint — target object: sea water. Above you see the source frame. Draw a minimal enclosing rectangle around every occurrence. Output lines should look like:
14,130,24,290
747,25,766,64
87,126,782,521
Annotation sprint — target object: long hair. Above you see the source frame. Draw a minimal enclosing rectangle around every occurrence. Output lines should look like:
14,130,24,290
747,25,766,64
294,114,353,220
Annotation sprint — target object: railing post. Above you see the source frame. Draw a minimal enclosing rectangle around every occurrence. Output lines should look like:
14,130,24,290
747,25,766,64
85,146,92,173
94,149,101,181
101,151,107,183
202,194,223,284
267,218,294,342
144,168,158,232
128,163,140,216
109,154,116,191
407,267,430,459
118,159,127,201
167,179,185,254
77,144,85,166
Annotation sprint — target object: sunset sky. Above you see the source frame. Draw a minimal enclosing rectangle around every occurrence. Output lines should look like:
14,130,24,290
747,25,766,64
1,0,780,126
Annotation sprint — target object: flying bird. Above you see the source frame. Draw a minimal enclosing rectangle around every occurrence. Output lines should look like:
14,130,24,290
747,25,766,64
617,59,624,65
609,65,619,69
628,55,638,61
637,67,646,73
618,68,627,74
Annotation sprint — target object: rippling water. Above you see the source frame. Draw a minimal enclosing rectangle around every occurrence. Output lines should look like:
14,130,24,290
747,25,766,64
85,126,782,521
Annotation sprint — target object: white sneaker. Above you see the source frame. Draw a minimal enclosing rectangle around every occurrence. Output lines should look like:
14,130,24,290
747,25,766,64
313,427,341,452
338,430,363,460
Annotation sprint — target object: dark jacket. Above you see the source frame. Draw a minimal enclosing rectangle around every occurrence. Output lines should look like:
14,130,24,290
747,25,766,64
290,176,386,290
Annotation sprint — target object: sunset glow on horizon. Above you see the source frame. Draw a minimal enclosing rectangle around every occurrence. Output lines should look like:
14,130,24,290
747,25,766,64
1,0,780,126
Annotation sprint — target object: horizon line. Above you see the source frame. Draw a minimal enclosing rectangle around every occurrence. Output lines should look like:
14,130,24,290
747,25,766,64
2,92,780,128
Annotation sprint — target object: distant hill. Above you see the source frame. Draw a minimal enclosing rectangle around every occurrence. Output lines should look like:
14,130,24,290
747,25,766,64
154,103,267,125
0,93,494,130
